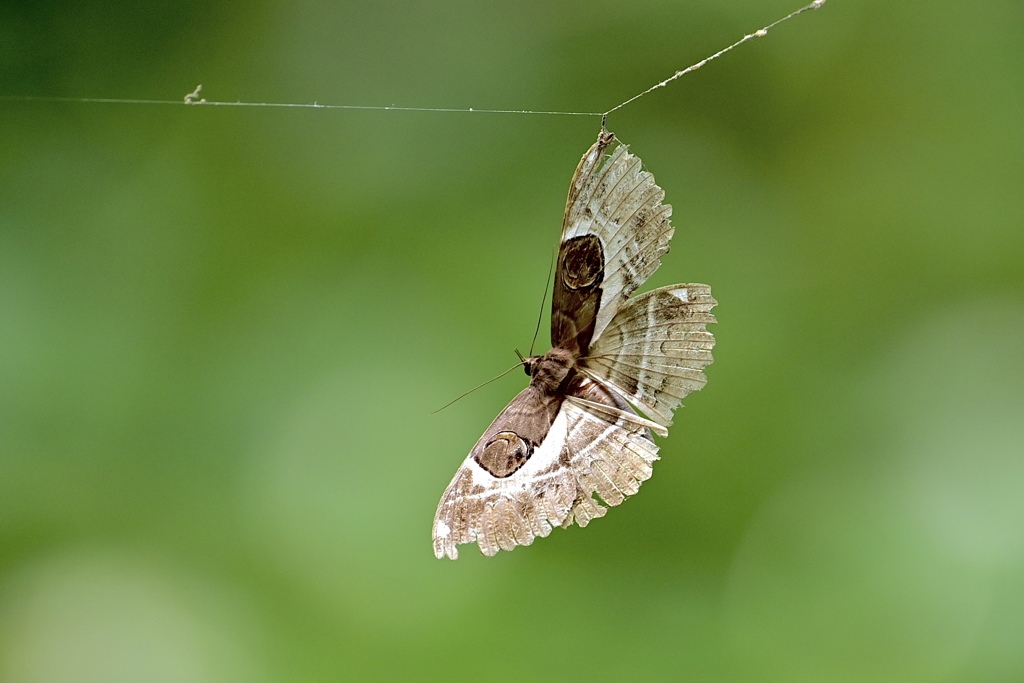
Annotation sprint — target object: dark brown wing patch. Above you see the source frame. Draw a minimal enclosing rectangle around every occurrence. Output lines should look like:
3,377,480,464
551,234,605,356
475,431,532,478
560,234,604,289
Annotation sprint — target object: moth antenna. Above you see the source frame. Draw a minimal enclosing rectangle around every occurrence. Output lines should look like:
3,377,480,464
514,348,526,363
431,361,526,414
529,245,557,356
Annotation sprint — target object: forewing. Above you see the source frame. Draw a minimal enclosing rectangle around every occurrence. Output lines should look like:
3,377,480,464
581,284,717,427
432,384,663,559
552,132,675,352
433,386,575,560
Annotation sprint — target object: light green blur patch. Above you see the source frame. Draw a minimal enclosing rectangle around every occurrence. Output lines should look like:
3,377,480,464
725,300,1024,681
0,549,265,683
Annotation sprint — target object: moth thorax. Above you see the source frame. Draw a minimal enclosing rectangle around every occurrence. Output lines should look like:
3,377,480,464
528,348,575,394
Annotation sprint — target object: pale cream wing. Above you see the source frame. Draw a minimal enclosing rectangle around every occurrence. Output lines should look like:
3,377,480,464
558,398,661,528
561,133,675,343
581,284,717,427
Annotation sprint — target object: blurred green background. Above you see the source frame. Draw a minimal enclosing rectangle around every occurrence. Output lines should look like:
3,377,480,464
2,0,1023,681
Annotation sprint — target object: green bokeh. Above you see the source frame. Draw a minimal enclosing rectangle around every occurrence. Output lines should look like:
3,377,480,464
2,1,1022,681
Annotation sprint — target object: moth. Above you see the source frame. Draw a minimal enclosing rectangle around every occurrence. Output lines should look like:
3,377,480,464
433,130,717,559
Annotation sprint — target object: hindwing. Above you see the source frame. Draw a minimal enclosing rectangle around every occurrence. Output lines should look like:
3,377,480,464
582,284,717,426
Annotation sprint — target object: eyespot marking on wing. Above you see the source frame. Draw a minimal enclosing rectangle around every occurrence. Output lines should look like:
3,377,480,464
559,234,604,290
475,431,533,478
